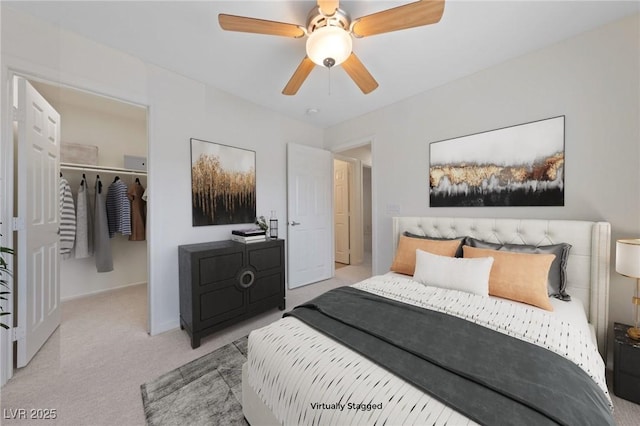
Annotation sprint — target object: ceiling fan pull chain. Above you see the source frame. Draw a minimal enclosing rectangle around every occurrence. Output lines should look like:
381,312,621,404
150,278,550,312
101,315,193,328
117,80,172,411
328,67,331,96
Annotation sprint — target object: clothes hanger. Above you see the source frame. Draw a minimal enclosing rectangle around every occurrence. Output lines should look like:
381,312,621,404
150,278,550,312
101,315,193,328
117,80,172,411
135,177,141,184
113,176,120,183
81,173,86,187
97,174,102,194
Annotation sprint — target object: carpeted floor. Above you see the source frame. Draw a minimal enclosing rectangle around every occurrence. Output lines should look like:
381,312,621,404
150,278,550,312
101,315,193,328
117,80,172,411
335,262,348,270
141,337,248,426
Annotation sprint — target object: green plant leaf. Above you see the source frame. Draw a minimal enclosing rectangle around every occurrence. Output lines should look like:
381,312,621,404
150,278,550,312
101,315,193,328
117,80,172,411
0,237,13,321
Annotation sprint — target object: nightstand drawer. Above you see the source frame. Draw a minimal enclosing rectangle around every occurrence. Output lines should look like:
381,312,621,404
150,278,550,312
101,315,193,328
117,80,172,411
613,371,640,404
613,323,640,404
618,345,640,374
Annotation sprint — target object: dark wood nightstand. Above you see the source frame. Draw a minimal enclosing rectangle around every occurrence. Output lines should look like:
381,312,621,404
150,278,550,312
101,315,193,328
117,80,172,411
178,239,285,349
613,322,640,404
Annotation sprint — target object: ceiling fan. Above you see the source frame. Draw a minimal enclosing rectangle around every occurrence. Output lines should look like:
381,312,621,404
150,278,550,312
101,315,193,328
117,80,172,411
218,0,445,95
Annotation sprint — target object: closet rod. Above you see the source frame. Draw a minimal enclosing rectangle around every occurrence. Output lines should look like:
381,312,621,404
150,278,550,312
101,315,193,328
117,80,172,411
60,162,147,176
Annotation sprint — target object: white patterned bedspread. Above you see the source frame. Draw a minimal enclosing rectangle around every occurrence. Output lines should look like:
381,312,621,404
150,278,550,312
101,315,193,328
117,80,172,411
247,274,611,425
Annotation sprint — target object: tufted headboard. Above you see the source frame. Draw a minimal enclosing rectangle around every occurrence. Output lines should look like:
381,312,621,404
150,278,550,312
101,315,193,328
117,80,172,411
392,216,611,358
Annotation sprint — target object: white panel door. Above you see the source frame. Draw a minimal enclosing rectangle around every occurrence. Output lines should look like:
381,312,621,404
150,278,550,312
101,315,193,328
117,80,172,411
287,143,333,289
16,78,61,367
334,159,350,264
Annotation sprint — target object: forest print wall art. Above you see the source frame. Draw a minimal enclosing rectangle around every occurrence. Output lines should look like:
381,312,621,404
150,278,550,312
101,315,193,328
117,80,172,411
429,116,565,207
191,138,256,226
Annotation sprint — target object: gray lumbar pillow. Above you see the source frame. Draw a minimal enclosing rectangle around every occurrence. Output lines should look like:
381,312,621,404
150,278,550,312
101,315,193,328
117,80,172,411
403,231,466,257
465,237,572,301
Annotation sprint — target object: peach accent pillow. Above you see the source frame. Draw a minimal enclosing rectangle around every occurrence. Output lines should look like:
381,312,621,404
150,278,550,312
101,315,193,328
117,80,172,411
391,235,461,276
463,246,555,311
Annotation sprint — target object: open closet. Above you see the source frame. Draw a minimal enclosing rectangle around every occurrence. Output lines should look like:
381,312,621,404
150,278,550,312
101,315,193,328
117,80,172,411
11,77,149,367
34,80,148,300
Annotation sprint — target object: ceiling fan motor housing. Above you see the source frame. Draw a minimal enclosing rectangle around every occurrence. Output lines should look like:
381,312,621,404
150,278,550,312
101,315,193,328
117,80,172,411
306,7,350,33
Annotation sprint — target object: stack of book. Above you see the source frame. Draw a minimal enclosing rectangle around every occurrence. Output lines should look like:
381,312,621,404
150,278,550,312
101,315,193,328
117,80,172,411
231,228,266,243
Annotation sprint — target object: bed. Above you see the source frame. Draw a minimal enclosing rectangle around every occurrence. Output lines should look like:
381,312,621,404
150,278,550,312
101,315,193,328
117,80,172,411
242,216,612,425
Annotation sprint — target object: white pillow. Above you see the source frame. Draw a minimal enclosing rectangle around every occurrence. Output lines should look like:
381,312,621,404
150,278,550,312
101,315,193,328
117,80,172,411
413,249,494,296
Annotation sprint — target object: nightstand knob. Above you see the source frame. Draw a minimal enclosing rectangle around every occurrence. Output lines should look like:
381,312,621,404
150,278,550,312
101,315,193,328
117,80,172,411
238,270,255,288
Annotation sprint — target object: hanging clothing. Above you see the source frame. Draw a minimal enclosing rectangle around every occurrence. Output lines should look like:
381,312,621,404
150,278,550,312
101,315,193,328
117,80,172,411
106,179,131,238
59,176,76,257
94,177,113,273
128,182,146,241
74,177,94,259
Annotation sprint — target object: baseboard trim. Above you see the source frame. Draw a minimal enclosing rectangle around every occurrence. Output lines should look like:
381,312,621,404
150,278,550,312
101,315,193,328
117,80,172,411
61,281,147,302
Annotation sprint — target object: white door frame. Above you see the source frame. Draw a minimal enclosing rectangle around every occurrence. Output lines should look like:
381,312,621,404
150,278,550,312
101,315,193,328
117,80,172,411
0,67,151,386
330,136,377,273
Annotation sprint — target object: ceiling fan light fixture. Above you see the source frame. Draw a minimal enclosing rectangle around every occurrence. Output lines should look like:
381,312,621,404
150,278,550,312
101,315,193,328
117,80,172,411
306,25,352,68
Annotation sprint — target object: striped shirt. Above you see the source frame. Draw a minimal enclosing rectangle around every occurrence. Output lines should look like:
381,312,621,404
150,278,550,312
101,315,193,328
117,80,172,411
59,177,76,255
106,179,131,238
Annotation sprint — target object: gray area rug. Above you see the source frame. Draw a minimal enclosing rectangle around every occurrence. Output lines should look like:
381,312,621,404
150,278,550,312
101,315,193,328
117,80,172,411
141,337,248,426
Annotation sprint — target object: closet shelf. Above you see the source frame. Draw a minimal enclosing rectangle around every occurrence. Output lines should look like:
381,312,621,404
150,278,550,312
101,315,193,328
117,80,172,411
60,162,147,176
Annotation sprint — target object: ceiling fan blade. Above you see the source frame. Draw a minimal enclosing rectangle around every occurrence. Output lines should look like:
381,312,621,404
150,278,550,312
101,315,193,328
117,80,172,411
218,14,305,38
283,57,316,96
342,53,379,94
318,0,340,16
351,0,445,37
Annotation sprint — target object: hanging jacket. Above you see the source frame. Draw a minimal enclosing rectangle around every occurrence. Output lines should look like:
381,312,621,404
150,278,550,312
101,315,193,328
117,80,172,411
128,182,146,241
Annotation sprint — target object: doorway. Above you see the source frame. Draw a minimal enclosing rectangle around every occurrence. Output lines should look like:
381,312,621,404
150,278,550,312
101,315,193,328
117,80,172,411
334,158,350,267
9,75,149,370
333,143,372,272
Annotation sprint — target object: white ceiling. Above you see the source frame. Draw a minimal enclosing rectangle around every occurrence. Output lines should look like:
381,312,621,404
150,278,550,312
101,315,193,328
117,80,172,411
6,1,639,128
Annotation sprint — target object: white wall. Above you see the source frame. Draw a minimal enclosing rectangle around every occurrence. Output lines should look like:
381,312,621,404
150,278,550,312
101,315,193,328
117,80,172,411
325,14,640,352
55,103,147,168
42,97,148,300
0,7,324,337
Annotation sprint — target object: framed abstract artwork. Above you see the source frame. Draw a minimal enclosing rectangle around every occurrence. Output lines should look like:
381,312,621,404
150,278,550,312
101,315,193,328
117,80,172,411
190,138,256,226
429,116,565,207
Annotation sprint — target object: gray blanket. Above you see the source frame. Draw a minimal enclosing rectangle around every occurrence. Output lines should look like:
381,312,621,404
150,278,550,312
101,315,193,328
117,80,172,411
284,286,613,426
